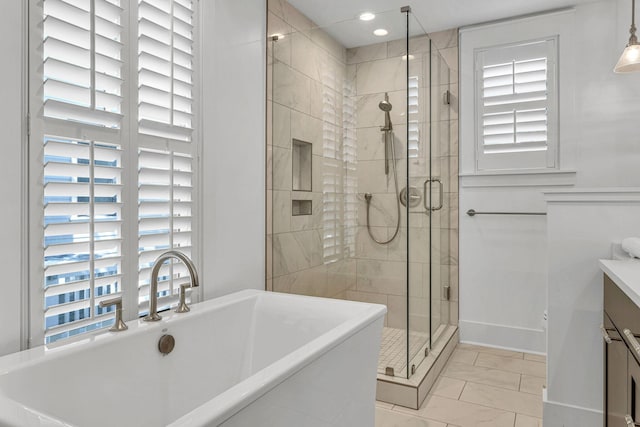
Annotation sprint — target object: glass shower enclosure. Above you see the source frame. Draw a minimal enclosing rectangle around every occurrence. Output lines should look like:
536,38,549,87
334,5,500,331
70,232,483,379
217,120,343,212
266,2,457,386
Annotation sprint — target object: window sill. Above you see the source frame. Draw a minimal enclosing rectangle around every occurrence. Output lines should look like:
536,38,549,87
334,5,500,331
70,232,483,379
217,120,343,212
459,170,576,188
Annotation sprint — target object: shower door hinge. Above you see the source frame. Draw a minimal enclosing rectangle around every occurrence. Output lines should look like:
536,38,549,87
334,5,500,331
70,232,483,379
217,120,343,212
443,90,451,105
400,6,411,13
26,113,31,137
443,285,450,301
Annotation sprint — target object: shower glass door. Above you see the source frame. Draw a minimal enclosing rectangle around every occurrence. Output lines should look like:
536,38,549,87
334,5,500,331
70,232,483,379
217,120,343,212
406,11,453,374
429,45,452,347
405,12,432,375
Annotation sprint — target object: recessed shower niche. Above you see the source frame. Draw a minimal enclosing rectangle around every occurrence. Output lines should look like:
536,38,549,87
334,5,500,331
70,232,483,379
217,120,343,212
292,199,312,216
292,139,312,192
266,0,460,409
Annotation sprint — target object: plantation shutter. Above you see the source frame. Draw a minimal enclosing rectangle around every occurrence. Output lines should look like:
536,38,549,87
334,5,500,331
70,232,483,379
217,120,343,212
475,38,557,171
322,160,342,263
408,76,420,159
342,78,357,258
136,0,197,316
138,149,193,315
138,0,195,141
43,137,123,344
43,0,124,128
36,0,125,344
31,0,198,345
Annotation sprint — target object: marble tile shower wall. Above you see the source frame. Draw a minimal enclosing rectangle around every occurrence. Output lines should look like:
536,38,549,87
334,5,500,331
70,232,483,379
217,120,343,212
346,39,425,331
267,1,357,300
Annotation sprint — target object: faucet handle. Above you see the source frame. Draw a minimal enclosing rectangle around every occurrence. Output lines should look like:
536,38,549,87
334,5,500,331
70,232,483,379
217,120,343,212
175,284,191,313
99,296,128,332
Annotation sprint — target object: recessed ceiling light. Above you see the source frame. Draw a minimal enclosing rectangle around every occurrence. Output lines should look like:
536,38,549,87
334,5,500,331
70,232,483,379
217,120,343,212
359,12,375,21
373,29,388,37
402,54,415,61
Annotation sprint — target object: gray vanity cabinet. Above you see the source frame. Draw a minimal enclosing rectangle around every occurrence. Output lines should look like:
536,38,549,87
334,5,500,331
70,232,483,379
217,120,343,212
604,275,640,426
629,355,640,426
604,311,628,426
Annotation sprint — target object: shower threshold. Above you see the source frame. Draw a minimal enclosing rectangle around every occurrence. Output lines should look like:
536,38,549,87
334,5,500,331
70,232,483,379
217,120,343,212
376,325,458,409
378,327,430,377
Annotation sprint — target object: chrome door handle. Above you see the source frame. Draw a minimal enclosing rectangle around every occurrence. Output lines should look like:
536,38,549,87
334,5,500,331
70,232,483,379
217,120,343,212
423,178,444,212
624,329,640,357
423,179,432,211
432,178,443,211
601,325,612,344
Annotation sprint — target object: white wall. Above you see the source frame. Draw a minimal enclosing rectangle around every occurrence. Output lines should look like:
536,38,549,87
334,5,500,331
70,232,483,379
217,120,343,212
200,0,267,299
459,187,549,353
459,9,579,354
0,2,25,356
574,0,640,187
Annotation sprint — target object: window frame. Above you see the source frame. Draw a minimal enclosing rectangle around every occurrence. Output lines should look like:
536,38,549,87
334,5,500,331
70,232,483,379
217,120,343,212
474,36,559,172
459,8,578,185
27,0,202,347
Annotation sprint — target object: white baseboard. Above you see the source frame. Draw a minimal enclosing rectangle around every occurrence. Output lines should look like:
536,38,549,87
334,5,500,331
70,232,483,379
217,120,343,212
459,319,546,354
543,389,602,427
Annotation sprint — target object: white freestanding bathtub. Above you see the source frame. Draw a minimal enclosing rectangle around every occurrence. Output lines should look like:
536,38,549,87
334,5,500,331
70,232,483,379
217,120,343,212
0,290,385,427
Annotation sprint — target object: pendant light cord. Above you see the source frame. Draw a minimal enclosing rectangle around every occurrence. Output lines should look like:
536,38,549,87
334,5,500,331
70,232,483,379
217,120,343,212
631,0,638,45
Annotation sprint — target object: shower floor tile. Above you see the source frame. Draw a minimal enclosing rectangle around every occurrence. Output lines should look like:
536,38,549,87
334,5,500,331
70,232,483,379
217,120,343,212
378,327,429,377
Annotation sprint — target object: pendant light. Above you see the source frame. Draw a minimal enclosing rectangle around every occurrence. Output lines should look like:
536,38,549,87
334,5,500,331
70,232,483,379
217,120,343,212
615,0,640,73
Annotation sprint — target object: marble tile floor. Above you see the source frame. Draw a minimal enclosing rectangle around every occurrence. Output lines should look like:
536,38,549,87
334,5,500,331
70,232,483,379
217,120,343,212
376,343,546,427
378,327,429,376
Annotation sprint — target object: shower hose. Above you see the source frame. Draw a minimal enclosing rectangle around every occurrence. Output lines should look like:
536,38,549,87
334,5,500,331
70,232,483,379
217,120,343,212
364,130,401,245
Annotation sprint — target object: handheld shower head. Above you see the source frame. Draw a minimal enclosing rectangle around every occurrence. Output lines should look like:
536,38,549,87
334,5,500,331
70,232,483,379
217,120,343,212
379,92,393,133
379,93,392,112
379,100,392,112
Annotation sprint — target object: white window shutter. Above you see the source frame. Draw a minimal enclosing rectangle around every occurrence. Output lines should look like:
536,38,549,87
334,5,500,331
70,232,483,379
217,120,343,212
408,76,420,159
138,149,193,315
323,159,342,263
138,0,194,141
31,0,199,345
43,136,123,343
475,38,558,171
43,0,124,128
342,79,357,258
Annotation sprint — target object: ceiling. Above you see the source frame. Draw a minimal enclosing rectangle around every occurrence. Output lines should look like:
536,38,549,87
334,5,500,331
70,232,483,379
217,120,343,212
287,0,602,48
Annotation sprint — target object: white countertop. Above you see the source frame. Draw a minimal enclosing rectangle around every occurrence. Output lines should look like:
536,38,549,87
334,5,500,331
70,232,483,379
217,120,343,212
600,258,640,307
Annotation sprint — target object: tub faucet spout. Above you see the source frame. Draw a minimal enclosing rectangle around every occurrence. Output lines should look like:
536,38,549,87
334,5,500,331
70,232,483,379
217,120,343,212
144,250,200,322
